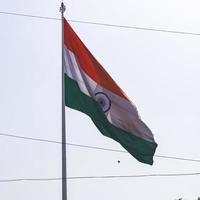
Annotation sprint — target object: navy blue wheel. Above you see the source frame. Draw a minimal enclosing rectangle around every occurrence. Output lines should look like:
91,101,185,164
95,92,111,113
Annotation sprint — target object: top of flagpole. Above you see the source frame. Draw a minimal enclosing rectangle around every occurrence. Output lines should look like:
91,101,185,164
60,2,66,14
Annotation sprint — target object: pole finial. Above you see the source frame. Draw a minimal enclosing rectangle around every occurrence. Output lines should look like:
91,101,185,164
60,2,66,13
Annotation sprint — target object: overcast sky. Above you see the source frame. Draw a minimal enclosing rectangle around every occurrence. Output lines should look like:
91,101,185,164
0,0,200,199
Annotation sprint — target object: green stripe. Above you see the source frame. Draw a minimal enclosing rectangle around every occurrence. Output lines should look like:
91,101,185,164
65,75,157,165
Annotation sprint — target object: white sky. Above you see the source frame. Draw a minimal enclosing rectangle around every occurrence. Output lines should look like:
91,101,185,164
0,0,200,199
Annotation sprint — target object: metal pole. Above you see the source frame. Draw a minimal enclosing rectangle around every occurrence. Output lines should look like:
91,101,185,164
60,2,67,200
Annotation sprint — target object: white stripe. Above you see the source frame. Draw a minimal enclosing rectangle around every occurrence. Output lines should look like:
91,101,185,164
94,85,155,142
64,46,155,142
64,46,95,96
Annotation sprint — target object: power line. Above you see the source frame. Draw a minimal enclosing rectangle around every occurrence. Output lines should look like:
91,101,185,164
1,172,200,183
70,19,200,37
0,11,60,21
69,173,200,179
67,143,200,163
154,155,200,163
0,132,61,144
1,11,200,36
0,178,61,183
1,132,200,163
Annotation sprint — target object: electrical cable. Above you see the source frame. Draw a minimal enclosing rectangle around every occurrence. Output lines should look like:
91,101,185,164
69,173,200,179
1,11,200,36
0,11,60,21
0,132,200,163
1,172,200,183
70,19,200,37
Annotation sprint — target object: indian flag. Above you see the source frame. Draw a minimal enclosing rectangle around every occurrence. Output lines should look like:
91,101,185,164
63,18,157,165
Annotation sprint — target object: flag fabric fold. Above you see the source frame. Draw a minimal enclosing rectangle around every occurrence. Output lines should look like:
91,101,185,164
63,18,157,165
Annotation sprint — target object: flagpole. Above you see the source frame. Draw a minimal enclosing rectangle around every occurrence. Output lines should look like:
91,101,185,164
60,2,67,200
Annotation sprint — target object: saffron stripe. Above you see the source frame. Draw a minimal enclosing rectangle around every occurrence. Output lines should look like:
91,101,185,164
64,19,129,101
